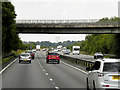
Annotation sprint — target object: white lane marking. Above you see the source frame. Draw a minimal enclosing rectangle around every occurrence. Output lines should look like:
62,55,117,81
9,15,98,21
55,87,60,90
50,78,53,81
61,61,88,75
46,73,48,76
37,59,44,69
43,69,45,71
0,58,18,74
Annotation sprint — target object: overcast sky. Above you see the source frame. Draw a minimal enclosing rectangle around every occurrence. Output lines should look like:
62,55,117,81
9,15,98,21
11,0,119,42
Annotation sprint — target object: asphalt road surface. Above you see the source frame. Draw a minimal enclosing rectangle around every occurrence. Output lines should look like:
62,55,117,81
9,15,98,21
2,51,88,90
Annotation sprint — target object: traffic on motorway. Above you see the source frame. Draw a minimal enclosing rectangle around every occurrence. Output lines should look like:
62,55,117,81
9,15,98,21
2,45,120,90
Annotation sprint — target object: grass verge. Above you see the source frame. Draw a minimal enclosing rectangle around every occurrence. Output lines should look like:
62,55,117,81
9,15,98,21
0,50,25,65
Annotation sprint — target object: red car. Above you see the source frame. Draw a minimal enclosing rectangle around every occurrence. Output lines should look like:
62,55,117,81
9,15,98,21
46,52,60,64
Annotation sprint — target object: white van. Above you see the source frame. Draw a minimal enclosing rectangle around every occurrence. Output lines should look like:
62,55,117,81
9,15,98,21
72,46,80,55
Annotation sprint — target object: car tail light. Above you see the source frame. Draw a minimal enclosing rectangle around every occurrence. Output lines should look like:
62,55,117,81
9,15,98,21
97,73,104,77
31,54,34,56
29,57,31,59
56,55,59,58
102,85,109,87
97,72,107,77
47,55,50,59
49,55,51,58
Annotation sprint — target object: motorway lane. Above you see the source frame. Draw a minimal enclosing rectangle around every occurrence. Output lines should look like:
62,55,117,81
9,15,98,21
2,51,87,89
36,51,87,89
2,55,55,88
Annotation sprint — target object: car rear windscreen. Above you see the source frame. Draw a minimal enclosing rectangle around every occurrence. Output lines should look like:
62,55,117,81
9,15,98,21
48,53,58,55
21,54,29,56
103,62,120,72
74,48,80,50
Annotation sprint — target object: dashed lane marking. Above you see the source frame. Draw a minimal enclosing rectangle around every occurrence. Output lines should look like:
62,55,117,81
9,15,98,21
61,61,88,75
46,73,48,76
55,87,60,90
37,57,60,89
0,58,18,74
50,78,53,81
43,69,45,71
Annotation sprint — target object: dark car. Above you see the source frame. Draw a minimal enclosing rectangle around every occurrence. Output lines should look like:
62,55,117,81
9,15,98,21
46,52,60,64
25,50,35,59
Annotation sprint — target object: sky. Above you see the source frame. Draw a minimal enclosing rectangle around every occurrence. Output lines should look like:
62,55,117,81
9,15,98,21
11,0,119,42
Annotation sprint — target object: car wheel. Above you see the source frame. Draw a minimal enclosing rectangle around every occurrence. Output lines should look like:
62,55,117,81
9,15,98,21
19,60,21,63
86,78,90,90
29,61,31,63
94,56,96,59
57,60,60,64
93,81,96,90
46,60,49,63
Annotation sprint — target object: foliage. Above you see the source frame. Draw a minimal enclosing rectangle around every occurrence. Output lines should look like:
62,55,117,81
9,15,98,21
97,17,120,24
2,2,19,55
67,34,120,58
23,40,77,49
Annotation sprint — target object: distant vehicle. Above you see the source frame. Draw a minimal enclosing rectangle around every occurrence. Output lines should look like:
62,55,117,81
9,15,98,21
63,49,71,55
42,48,48,51
36,45,40,51
46,52,60,64
86,58,120,90
53,49,58,52
32,49,36,53
57,45,62,51
94,52,104,59
19,53,31,63
25,50,35,59
72,46,80,55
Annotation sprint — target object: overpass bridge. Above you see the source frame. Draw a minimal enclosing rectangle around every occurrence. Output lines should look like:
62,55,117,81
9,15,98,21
16,19,120,34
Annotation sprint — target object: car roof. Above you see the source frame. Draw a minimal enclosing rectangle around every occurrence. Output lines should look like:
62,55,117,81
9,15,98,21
97,58,120,63
21,53,30,55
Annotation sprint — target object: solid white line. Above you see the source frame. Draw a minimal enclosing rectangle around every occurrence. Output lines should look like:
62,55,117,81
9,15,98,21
0,58,18,74
61,61,88,75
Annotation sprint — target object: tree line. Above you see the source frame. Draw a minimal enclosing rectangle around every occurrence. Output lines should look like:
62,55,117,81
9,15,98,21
2,2,120,58
67,34,120,58
2,2,29,56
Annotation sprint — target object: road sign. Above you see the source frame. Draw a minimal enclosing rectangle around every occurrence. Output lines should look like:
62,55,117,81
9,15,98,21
29,46,32,50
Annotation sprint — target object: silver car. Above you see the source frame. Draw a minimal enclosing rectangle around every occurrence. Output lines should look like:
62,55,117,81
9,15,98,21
19,53,32,63
86,58,120,90
94,52,104,59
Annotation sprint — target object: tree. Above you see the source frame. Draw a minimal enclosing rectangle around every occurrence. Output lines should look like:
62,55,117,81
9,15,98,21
2,2,21,55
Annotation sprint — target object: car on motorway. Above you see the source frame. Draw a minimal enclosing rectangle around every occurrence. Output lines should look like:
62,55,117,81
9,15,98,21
63,49,71,55
86,58,120,90
46,52,60,64
19,53,32,63
25,50,35,59
32,49,36,53
94,52,104,59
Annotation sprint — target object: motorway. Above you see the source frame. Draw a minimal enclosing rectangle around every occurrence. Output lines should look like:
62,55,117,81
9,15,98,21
2,51,88,90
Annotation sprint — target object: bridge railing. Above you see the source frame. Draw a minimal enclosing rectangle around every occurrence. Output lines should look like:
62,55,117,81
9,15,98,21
16,19,120,27
16,19,100,24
